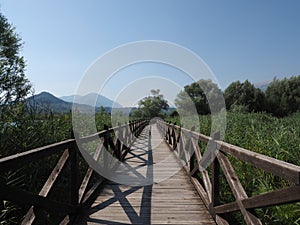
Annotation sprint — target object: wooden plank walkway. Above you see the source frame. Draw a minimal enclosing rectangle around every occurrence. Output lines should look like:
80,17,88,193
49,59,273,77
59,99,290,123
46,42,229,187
76,124,216,225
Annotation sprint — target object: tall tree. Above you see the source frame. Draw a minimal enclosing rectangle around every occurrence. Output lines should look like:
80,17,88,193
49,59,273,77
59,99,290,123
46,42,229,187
224,80,265,112
0,12,31,109
265,76,300,117
131,89,169,119
175,79,223,115
0,12,32,155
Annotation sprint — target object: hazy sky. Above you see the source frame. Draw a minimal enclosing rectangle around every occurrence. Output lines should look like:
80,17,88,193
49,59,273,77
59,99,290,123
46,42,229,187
1,0,300,106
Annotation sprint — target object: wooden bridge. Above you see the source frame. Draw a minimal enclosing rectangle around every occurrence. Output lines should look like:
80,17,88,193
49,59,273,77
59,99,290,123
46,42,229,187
0,120,299,225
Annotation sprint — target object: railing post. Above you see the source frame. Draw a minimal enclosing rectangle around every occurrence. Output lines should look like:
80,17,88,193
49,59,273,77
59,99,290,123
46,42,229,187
70,131,79,208
211,131,220,207
172,123,177,150
133,120,136,137
126,122,130,145
165,126,168,141
178,128,187,163
114,123,121,159
103,125,110,169
168,127,172,145
177,125,181,143
189,126,196,173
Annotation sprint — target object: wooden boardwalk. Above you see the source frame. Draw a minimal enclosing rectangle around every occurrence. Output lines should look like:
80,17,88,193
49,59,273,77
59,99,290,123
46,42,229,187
2,120,299,225
76,124,216,225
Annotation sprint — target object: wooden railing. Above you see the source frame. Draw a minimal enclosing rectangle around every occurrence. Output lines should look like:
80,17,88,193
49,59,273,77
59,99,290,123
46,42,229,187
0,120,148,225
157,120,300,225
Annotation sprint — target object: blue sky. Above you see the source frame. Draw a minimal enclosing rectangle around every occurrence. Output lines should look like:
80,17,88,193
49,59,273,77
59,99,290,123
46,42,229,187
1,0,300,106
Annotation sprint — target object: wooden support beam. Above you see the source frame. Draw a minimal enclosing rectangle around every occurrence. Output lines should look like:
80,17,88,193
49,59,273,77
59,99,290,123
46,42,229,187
82,177,105,205
217,151,262,225
190,135,214,202
22,149,70,225
212,158,220,206
212,132,221,207
69,147,78,207
0,181,75,213
0,139,74,172
214,186,300,214
78,140,103,203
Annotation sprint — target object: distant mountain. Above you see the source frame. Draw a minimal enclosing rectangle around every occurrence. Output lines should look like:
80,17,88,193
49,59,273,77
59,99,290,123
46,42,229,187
27,92,93,113
26,92,125,114
27,92,72,113
60,93,122,108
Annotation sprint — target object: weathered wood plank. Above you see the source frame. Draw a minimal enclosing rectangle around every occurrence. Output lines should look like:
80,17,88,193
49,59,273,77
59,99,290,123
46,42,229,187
82,177,105,205
76,124,216,225
70,146,79,207
217,151,262,225
191,138,212,201
214,186,300,214
0,181,75,213
78,140,103,203
22,149,70,225
0,139,74,172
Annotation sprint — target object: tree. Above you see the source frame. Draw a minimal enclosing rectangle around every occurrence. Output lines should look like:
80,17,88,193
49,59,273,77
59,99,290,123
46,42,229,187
169,109,179,117
131,89,169,119
0,12,32,155
175,79,223,115
0,11,32,156
224,80,265,112
265,76,300,117
0,12,31,110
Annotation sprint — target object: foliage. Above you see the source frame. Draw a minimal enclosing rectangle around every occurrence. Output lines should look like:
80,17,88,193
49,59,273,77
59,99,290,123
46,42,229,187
111,109,128,127
130,89,168,119
223,76,300,116
174,76,300,117
0,12,31,112
0,171,24,225
224,80,265,113
96,106,112,130
0,104,72,158
175,79,223,115
265,76,300,117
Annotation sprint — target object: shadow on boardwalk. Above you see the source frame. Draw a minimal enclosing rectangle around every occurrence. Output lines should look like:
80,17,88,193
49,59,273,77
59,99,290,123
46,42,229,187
76,125,215,225
78,126,154,225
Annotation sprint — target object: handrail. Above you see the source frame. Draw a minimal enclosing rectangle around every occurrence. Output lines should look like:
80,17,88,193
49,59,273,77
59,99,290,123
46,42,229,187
157,120,300,225
0,119,148,225
0,139,75,172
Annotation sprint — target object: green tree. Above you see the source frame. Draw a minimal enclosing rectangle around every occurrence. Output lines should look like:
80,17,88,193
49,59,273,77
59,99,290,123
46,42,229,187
0,12,31,108
131,89,169,119
175,79,223,115
0,11,32,156
224,80,265,112
265,76,300,117
96,106,111,130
